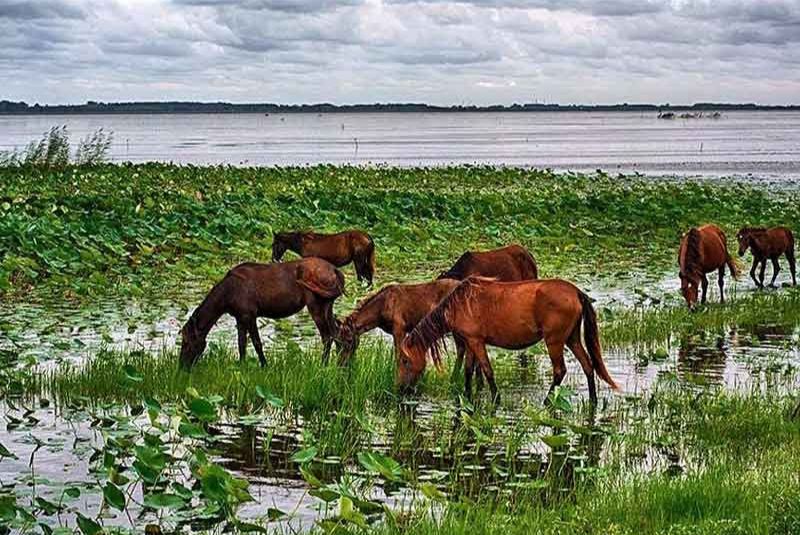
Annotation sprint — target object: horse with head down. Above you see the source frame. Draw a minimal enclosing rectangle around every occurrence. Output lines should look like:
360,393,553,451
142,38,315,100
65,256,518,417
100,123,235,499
179,258,345,369
678,224,738,309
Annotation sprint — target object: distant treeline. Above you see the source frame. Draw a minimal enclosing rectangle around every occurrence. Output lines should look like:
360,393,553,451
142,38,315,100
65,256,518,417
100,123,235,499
1,100,798,115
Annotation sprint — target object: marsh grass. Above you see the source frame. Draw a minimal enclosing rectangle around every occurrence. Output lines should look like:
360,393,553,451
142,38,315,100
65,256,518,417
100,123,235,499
602,287,800,349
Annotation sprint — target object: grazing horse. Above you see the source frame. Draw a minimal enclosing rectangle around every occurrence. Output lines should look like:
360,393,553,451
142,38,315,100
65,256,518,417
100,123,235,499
272,230,376,285
736,227,796,288
337,279,467,364
179,258,345,369
400,278,618,404
437,244,538,281
678,224,738,309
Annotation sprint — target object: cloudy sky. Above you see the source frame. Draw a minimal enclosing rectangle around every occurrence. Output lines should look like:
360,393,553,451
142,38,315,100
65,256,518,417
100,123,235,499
1,0,799,105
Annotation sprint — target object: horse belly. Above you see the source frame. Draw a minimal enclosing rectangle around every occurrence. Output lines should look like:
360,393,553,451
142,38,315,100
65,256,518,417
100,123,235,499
256,294,305,319
485,323,541,350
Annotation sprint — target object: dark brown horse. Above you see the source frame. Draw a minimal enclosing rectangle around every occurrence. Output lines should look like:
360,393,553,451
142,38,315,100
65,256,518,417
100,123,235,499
400,277,618,404
736,226,796,288
678,224,738,309
337,278,468,364
438,244,538,281
179,258,345,369
272,230,376,285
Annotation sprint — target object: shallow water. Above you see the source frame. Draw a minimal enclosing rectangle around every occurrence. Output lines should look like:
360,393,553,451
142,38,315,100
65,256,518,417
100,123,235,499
2,315,797,530
2,111,800,179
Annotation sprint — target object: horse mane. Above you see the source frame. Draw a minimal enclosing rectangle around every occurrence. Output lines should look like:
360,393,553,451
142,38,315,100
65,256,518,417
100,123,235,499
681,228,703,278
740,227,767,236
405,277,488,369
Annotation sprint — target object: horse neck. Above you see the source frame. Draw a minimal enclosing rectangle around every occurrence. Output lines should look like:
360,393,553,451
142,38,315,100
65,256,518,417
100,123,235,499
190,283,227,337
288,233,306,254
348,291,386,334
680,232,702,279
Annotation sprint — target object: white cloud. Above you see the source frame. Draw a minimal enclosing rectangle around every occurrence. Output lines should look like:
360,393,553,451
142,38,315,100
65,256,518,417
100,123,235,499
1,0,798,105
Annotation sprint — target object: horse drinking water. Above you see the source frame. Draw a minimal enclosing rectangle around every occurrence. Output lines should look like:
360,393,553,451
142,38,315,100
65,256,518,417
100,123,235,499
337,279,466,363
179,258,345,369
736,226,796,288
678,224,738,309
272,230,376,286
400,277,618,404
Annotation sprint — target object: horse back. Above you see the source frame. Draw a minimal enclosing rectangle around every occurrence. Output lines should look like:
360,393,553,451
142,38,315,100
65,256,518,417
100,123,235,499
697,225,730,272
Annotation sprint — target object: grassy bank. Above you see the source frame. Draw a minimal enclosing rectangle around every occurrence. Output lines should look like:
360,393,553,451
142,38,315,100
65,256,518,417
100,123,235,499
2,164,799,298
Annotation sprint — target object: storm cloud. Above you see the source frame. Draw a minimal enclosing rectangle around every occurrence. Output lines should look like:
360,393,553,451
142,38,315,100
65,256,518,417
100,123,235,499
1,0,798,105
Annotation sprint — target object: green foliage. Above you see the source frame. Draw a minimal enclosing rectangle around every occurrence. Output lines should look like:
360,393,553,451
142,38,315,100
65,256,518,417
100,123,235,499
1,164,797,298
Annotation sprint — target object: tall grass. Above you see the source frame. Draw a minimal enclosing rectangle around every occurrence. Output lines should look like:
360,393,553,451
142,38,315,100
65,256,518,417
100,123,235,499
0,126,112,168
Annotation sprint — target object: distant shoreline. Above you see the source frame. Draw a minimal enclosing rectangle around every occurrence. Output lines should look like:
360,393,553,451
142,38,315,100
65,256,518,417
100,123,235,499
1,100,799,115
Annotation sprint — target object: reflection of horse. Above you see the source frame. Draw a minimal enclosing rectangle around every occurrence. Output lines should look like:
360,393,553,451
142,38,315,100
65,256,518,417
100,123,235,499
676,332,728,385
438,244,538,281
272,230,376,286
179,259,344,369
678,224,738,309
400,277,618,404
736,226,796,288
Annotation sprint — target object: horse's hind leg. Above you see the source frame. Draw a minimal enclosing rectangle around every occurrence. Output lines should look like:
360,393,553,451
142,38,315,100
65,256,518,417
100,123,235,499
246,318,267,367
787,249,797,286
717,266,726,303
567,338,597,404
544,340,567,406
769,257,781,288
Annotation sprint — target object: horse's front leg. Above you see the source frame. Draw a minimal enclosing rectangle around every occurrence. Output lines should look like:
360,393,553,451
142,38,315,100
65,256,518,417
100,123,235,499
750,258,759,287
758,259,767,288
236,319,248,362
469,340,498,404
700,274,709,304
769,257,781,288
246,318,267,367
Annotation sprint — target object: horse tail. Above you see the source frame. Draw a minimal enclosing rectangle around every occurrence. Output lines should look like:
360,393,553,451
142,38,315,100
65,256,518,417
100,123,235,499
297,267,346,299
518,246,539,279
363,235,376,284
578,291,618,391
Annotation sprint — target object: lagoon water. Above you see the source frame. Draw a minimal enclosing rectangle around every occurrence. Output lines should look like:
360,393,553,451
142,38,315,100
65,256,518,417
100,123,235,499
2,111,800,178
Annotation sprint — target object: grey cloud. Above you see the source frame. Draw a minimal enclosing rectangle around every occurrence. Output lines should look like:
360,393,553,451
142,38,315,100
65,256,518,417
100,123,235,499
0,0,85,20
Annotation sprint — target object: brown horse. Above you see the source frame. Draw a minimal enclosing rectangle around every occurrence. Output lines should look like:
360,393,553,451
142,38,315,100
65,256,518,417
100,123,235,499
272,230,376,285
678,224,738,309
437,244,538,281
736,226,796,288
400,277,618,404
179,258,345,369
337,279,467,363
